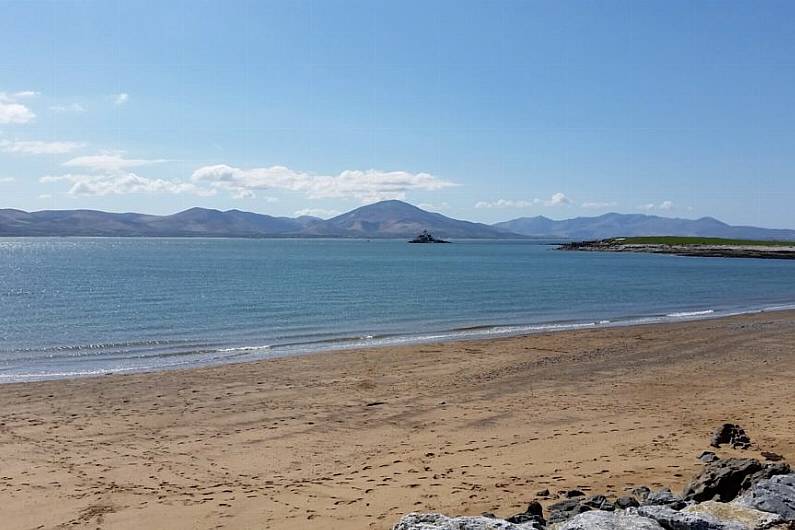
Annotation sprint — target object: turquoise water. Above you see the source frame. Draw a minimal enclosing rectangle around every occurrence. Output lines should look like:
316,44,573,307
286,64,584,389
1,238,794,382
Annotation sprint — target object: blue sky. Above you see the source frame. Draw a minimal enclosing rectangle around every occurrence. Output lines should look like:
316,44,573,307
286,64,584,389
1,0,794,227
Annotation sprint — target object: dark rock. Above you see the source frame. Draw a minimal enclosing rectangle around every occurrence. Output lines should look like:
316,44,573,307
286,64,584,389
742,462,791,490
761,451,785,462
683,458,763,502
535,489,550,497
480,512,497,519
644,488,687,510
711,423,751,449
699,451,720,463
547,498,591,524
632,486,652,501
734,473,795,521
582,495,614,511
566,489,586,498
616,496,640,509
505,501,545,526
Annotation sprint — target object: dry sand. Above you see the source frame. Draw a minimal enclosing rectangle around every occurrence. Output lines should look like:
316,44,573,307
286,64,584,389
0,311,793,529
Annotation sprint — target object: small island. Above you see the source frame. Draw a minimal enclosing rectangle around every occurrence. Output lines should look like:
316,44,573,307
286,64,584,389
409,230,450,244
560,236,795,259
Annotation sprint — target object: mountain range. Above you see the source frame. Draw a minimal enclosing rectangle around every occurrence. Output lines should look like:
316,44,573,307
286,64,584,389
2,200,794,240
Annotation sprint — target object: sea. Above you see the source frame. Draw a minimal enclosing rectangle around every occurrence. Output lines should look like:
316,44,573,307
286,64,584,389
1,237,794,382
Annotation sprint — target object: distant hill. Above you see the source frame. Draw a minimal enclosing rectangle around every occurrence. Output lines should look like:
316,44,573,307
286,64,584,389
304,200,511,238
2,203,793,240
0,207,322,237
0,201,514,239
493,212,795,241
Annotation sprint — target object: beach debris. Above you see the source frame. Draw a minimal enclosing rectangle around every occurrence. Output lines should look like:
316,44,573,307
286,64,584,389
711,423,752,449
734,473,795,522
557,510,664,530
700,450,721,463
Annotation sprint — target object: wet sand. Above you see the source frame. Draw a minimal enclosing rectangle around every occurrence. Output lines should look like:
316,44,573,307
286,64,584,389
0,311,793,529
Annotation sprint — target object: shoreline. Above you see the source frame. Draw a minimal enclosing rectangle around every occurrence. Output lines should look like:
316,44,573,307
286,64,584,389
0,310,793,529
560,239,795,259
3,300,795,384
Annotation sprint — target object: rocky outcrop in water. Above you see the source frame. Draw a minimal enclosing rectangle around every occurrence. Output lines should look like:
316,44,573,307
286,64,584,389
391,426,795,530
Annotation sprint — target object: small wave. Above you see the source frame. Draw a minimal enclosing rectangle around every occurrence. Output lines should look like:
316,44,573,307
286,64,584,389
666,310,715,318
217,344,271,353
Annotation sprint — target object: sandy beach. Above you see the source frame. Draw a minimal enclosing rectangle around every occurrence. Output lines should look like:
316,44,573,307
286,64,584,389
0,311,793,530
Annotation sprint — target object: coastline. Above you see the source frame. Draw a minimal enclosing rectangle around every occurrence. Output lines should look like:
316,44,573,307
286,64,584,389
1,310,794,529
560,239,795,259
2,301,795,384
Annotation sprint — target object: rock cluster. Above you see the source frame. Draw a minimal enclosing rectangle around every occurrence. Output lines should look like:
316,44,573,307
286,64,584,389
712,424,752,449
392,426,795,530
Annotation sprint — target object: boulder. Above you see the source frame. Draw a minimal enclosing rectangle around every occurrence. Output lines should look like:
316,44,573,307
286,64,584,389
616,496,640,509
711,424,751,449
556,510,664,529
742,463,791,491
582,495,615,511
392,512,543,530
633,486,652,501
644,488,688,510
506,501,545,526
700,451,720,463
638,504,749,530
682,501,783,529
683,459,764,502
734,473,795,522
547,498,591,524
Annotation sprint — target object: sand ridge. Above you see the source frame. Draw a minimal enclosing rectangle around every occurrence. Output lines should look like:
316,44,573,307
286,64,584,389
0,312,793,529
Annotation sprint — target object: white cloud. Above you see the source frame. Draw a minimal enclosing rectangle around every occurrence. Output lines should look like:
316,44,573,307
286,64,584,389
475,193,572,209
191,164,455,203
0,92,36,124
544,192,572,206
0,177,15,183
50,103,86,113
1,140,85,155
639,200,675,211
112,93,129,105
581,201,618,209
63,154,167,172
38,194,52,199
12,91,39,98
41,173,214,197
294,208,340,218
